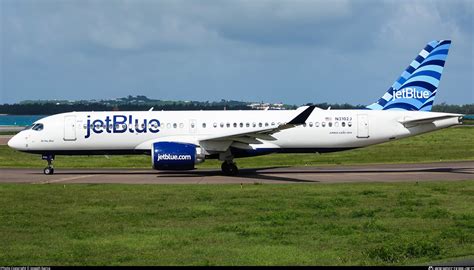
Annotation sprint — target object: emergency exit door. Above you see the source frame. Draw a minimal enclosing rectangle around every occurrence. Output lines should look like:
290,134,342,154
357,114,369,138
64,115,77,141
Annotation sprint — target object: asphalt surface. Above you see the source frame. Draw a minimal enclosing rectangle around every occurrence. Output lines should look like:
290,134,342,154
0,135,12,145
0,161,472,184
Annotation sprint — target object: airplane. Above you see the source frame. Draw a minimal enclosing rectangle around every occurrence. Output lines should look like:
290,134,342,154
8,40,463,175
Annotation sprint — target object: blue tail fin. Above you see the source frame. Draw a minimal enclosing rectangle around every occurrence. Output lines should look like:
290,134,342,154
366,40,451,111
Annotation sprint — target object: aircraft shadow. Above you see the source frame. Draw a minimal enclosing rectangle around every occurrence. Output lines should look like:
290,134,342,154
155,166,319,183
152,166,473,183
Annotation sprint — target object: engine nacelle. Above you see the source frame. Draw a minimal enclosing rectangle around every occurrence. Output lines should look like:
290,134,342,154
152,142,205,170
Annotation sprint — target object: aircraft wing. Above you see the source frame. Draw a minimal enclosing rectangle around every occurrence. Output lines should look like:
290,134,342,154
198,106,316,152
399,113,463,128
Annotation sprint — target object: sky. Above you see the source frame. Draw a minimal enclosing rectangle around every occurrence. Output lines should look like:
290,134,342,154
1,0,473,105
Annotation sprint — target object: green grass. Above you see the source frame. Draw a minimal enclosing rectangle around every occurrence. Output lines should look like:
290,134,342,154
462,119,474,125
0,181,472,265
1,126,473,169
0,131,19,135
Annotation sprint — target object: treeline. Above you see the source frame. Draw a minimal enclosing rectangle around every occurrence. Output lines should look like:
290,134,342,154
305,103,365,110
431,103,474,114
0,102,254,115
0,102,473,115
307,102,474,114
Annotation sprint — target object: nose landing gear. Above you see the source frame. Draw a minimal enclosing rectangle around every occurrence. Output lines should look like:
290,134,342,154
42,154,55,175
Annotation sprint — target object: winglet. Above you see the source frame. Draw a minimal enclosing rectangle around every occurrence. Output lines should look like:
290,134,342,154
288,106,316,125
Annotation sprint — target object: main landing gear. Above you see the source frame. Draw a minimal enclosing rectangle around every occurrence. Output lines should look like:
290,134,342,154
42,154,55,175
221,161,239,176
219,151,239,176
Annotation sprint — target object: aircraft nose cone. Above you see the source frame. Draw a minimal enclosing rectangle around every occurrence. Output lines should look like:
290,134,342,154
7,135,24,150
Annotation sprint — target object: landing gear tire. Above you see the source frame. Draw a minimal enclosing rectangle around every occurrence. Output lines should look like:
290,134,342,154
44,167,54,175
42,154,55,175
221,162,239,176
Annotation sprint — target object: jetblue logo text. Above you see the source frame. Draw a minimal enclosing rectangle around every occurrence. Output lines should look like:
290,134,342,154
156,154,192,161
85,115,160,139
393,88,430,100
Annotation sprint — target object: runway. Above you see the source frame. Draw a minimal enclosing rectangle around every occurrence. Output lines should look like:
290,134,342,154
0,135,13,145
0,161,472,184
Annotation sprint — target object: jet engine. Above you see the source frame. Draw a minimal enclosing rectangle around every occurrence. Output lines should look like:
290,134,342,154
152,142,205,170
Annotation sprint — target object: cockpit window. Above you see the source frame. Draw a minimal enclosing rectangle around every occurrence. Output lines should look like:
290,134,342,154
32,123,44,131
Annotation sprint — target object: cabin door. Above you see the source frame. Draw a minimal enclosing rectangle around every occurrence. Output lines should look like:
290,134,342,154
356,114,369,138
64,115,77,141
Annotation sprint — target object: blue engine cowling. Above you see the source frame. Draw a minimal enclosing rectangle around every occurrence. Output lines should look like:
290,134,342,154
152,142,204,170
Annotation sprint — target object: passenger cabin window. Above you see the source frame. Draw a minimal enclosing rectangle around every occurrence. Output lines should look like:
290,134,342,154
202,123,206,128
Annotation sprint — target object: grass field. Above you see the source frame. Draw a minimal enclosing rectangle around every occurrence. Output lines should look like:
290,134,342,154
462,119,474,125
0,181,473,265
0,131,19,135
0,127,473,265
1,126,473,169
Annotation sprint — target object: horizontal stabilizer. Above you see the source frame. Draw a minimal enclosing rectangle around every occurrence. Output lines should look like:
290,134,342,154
400,114,462,127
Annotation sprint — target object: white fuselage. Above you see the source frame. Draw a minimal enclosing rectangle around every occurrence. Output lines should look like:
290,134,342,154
8,109,461,157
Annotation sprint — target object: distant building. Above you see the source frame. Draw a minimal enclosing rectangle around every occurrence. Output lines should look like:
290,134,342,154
248,102,286,110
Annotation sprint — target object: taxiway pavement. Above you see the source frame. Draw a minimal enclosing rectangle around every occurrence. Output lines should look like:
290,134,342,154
0,161,472,184
0,135,13,145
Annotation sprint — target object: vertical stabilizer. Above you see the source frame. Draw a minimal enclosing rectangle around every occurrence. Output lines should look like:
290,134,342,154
366,40,451,111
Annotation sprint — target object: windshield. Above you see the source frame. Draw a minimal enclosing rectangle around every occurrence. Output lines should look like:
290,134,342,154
32,123,44,131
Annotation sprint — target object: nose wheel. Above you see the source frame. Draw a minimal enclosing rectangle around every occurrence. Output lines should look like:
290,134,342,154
44,166,54,175
42,154,55,175
221,161,239,176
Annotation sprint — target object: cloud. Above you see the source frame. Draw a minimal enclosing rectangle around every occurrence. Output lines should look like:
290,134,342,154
0,0,472,104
